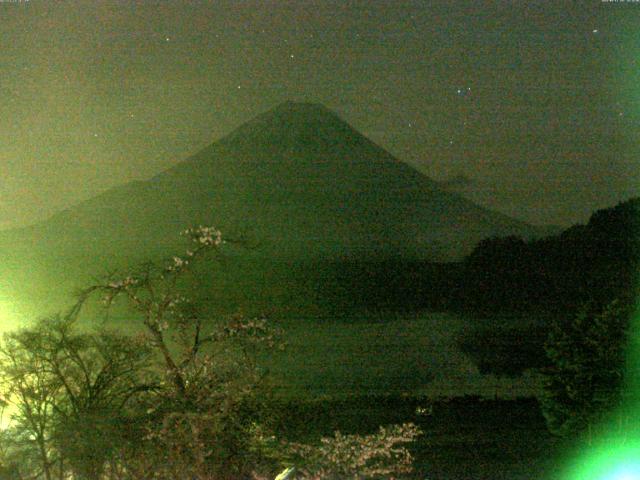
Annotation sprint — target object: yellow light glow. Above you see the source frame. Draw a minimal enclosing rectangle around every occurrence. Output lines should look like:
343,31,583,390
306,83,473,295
0,297,20,336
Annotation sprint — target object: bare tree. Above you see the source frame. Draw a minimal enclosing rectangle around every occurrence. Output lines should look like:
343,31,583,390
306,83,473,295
0,315,157,480
68,226,283,479
0,326,62,480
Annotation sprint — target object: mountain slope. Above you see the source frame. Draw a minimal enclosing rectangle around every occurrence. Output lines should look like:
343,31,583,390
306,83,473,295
0,101,545,320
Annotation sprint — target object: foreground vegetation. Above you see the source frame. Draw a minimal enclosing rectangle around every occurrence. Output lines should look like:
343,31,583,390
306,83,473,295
0,228,423,479
0,197,636,478
280,395,565,480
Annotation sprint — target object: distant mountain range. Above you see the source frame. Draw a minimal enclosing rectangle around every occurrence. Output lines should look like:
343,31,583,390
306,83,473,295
0,101,553,321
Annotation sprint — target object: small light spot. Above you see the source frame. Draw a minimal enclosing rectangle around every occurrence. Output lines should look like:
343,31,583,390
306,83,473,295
165,37,171,42
593,29,599,34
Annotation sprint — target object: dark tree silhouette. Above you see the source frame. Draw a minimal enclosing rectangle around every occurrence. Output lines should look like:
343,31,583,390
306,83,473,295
538,300,630,440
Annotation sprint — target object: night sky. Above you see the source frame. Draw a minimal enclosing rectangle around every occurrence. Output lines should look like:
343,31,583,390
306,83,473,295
1,0,638,229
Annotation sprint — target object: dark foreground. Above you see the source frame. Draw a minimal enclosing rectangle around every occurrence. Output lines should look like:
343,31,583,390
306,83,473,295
273,396,568,479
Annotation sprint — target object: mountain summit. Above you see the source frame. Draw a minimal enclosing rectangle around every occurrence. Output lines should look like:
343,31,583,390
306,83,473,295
0,102,544,317
223,101,377,156
148,101,537,260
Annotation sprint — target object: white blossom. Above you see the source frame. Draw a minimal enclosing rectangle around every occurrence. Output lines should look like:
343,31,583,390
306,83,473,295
173,256,184,267
184,225,223,247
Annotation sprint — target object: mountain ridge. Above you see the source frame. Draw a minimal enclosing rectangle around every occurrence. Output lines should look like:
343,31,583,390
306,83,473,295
0,101,550,320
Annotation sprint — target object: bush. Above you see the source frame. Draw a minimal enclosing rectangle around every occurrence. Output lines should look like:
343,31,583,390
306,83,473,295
280,423,422,480
538,299,630,440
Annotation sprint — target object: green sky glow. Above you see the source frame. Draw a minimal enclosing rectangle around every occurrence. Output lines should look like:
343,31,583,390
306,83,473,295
561,436,640,480
559,15,640,478
559,305,640,479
